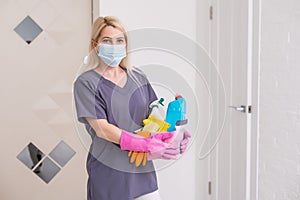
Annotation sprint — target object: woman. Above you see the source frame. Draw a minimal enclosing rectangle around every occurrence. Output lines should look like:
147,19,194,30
73,16,190,200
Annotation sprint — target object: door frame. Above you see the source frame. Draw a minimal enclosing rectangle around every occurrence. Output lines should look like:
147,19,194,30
249,0,261,199
91,0,99,24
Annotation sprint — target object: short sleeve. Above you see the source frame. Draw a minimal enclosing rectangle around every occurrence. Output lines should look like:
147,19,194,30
146,81,158,104
73,78,107,124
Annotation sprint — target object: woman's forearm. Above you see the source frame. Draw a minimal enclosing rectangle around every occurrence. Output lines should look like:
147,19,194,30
86,117,122,144
86,117,177,153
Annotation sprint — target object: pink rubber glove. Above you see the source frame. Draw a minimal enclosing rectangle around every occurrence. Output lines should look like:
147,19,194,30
120,130,174,153
147,129,182,160
180,130,191,154
147,146,180,160
150,129,191,159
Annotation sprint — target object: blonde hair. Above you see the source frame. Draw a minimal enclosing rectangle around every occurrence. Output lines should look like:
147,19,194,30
82,16,146,87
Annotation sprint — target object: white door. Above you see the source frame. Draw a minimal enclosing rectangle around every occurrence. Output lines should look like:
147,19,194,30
197,0,255,199
0,1,92,199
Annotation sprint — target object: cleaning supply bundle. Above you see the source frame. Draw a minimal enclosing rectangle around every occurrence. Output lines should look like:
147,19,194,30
128,95,188,167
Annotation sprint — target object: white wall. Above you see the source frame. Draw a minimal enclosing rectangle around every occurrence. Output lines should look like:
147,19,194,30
99,1,201,200
258,0,300,199
99,0,196,39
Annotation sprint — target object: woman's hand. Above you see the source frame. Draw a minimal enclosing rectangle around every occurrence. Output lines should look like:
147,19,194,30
128,131,180,166
180,130,191,154
147,144,179,160
152,129,191,160
119,130,174,152
127,129,192,167
147,129,184,161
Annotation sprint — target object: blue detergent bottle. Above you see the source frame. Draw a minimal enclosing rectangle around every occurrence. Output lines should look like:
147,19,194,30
165,95,187,132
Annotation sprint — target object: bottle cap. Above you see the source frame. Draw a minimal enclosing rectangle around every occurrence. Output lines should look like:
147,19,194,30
175,94,182,100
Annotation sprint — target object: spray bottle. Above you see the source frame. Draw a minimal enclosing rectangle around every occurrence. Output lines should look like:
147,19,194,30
142,98,170,132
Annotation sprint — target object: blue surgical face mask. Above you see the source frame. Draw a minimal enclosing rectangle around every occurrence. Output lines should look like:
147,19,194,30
97,43,126,67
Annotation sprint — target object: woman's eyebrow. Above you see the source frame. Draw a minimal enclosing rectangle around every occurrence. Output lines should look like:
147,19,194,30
102,36,125,39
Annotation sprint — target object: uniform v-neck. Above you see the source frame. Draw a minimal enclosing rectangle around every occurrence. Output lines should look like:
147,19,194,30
91,68,129,91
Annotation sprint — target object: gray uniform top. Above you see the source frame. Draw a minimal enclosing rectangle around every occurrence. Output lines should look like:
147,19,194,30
73,68,158,200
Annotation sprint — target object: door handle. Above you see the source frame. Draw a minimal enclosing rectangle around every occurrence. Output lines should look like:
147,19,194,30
228,105,247,113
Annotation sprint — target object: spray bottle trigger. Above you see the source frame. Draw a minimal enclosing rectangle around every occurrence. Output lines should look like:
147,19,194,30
158,98,165,106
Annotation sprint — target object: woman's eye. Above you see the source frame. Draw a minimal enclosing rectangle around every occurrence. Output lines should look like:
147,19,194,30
117,39,125,44
102,39,112,44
